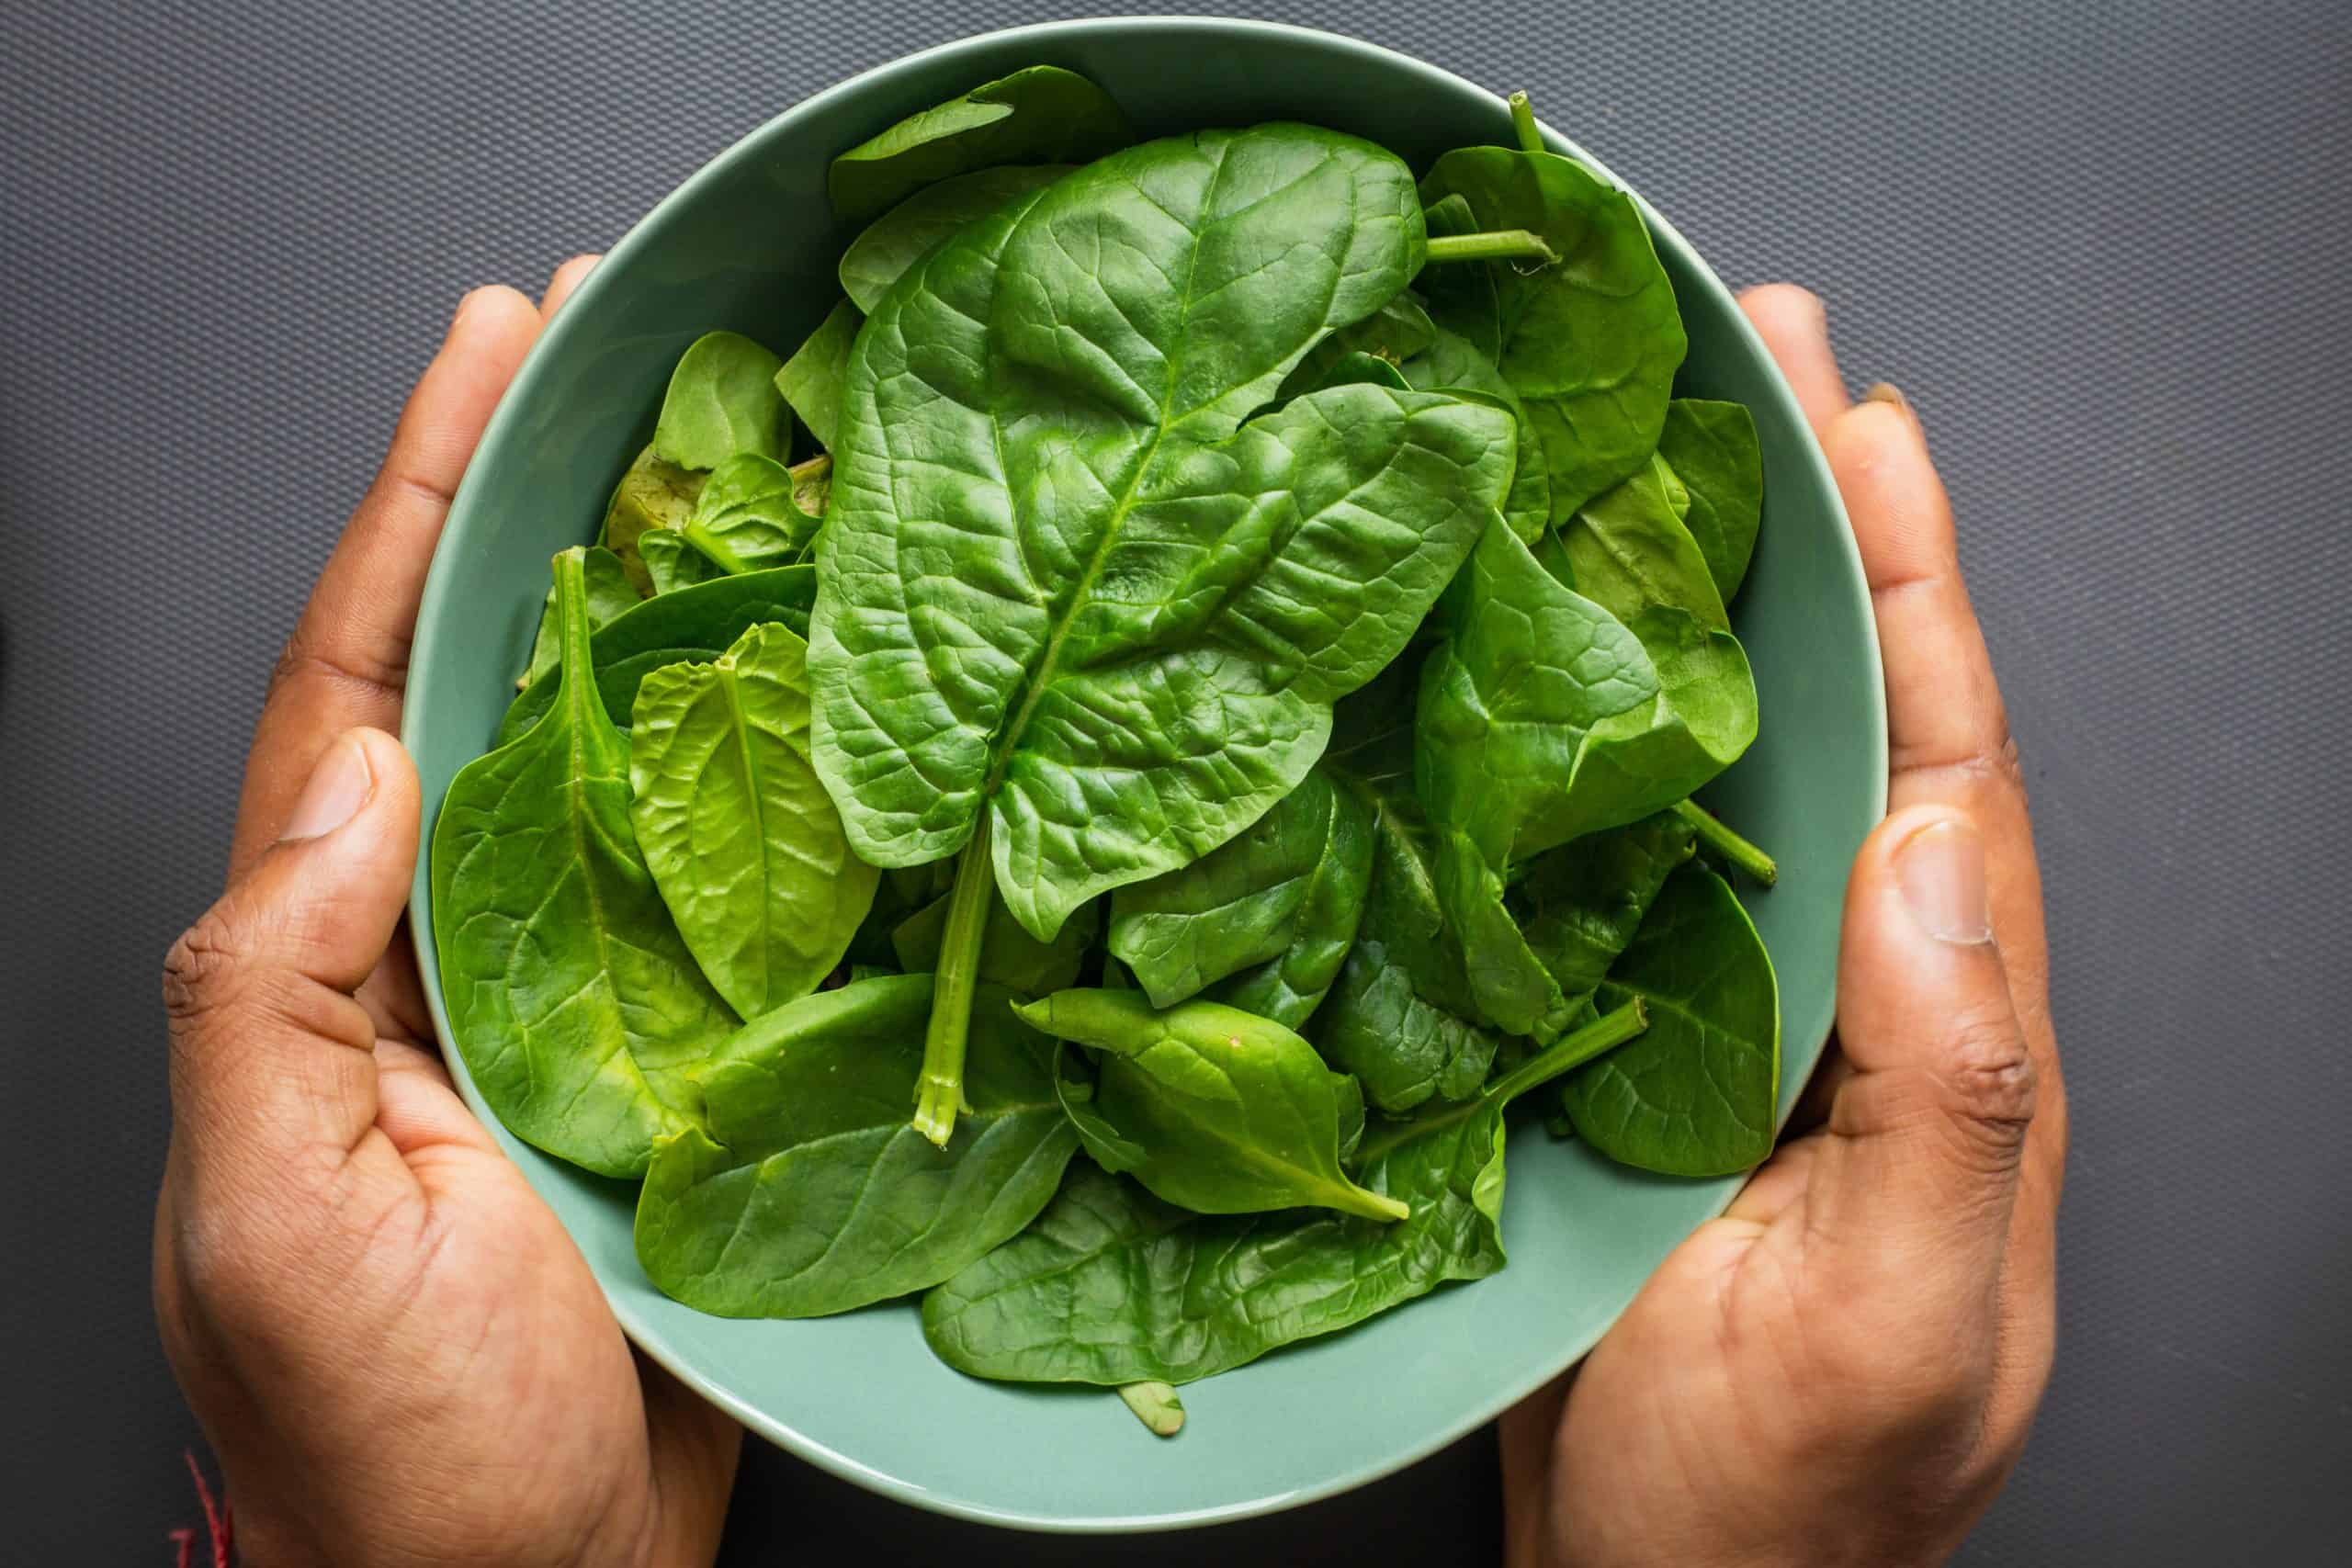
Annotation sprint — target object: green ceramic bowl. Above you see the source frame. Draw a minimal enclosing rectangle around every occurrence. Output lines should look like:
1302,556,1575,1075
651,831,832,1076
404,17,1885,1532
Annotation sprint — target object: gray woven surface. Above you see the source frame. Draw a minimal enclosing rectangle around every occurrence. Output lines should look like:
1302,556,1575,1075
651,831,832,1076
6,0,2348,1561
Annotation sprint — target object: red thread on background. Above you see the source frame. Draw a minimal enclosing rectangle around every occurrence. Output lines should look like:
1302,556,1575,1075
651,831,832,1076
170,1451,232,1567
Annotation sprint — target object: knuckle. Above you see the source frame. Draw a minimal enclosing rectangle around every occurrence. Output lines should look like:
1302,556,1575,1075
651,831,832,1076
162,909,250,1027
1937,1012,2039,1167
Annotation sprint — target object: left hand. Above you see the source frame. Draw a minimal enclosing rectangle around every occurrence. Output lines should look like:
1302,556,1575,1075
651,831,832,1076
153,259,743,1567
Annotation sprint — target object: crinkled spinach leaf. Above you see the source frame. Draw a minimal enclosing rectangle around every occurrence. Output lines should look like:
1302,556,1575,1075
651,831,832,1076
497,566,817,745
1017,988,1403,1221
1561,863,1779,1176
629,622,876,1020
827,65,1132,223
839,164,1072,313
922,1002,1646,1384
431,549,736,1178
1419,144,1684,519
634,976,1080,1315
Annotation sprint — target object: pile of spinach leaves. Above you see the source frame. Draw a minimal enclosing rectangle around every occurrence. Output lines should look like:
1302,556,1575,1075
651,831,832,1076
431,73,1783,1432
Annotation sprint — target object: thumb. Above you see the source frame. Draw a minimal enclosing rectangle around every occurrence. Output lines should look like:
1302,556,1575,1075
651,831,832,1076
163,728,421,1182
1806,804,2039,1312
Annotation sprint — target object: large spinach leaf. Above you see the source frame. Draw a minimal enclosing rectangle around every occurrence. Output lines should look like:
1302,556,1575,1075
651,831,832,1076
922,1001,1647,1384
839,164,1072,313
1560,863,1780,1176
1656,399,1764,603
629,622,876,1020
810,124,1512,1142
431,549,736,1177
1106,766,1373,1024
1419,143,1684,519
827,65,1132,224
1017,989,1404,1222
1415,521,1755,1035
634,976,1080,1316
497,566,817,745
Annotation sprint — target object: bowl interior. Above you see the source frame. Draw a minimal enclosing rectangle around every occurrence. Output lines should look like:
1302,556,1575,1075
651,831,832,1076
403,17,1884,1533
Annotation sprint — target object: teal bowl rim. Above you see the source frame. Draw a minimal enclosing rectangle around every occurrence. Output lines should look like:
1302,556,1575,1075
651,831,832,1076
403,14,1888,1533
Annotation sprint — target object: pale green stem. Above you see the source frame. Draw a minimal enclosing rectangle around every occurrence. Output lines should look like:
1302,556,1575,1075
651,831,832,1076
1673,799,1780,886
912,819,994,1145
1508,91,1544,154
679,521,752,575
1118,1382,1186,1438
1424,229,1559,266
1355,999,1648,1165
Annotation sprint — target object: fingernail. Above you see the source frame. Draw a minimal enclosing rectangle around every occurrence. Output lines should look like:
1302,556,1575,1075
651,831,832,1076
450,285,493,328
281,732,375,842
1864,381,1912,417
1895,816,1992,944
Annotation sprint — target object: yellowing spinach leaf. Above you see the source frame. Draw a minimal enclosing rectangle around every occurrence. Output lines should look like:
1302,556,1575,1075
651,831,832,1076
497,566,817,746
1561,863,1779,1175
839,164,1072,313
601,444,707,593
775,301,860,453
653,331,788,470
641,453,827,593
629,623,876,1020
518,543,638,689
431,549,736,1178
1419,145,1684,519
1106,767,1372,1019
812,124,1512,1142
1657,399,1765,602
827,65,1132,224
1016,989,1404,1222
634,975,1080,1316
922,1001,1647,1385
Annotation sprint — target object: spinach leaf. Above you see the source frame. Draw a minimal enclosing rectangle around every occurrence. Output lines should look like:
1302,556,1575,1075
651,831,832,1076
1510,809,1697,1006
839,164,1072,313
1656,399,1764,602
652,331,788,470
1560,863,1780,1176
1311,769,1500,1113
890,890,1099,998
775,300,861,453
634,975,1080,1316
1399,324,1552,542
518,544,638,689
640,452,827,594
431,549,737,1178
922,1001,1648,1385
827,65,1132,224
497,566,817,745
1106,767,1372,1018
811,125,1512,1142
1559,455,1728,630
629,622,876,1020
1016,989,1405,1222
1275,292,1435,400
600,444,707,593
1419,144,1684,519
1413,520,1755,1035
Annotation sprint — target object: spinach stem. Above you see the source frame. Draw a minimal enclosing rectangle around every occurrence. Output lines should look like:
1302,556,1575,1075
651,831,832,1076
1424,229,1559,266
1355,999,1648,1164
1508,91,1544,154
787,452,831,485
1117,1382,1187,1438
912,818,994,1146
1673,799,1779,886
679,522,752,575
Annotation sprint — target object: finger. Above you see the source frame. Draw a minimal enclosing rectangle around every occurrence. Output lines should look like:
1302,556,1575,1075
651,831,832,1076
164,729,420,1180
1498,1371,1572,1568
637,1352,744,1566
229,288,543,878
1804,806,2036,1339
1738,283,1849,437
1821,394,2064,1185
540,252,601,318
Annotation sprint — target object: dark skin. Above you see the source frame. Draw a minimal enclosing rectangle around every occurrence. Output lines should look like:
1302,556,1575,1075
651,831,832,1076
156,265,2059,1566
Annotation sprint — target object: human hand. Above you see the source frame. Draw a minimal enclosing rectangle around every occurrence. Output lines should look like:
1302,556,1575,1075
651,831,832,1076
1501,286,2067,1568
153,262,742,1567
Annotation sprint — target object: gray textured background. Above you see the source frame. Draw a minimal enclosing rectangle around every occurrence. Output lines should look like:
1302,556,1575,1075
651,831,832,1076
5,0,2347,1561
